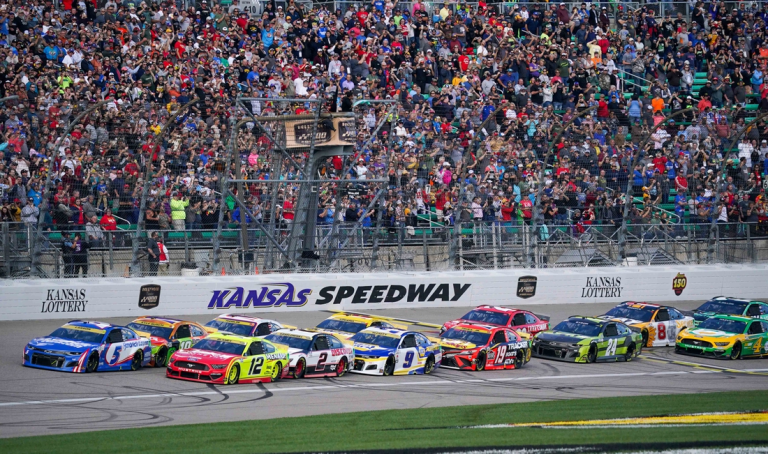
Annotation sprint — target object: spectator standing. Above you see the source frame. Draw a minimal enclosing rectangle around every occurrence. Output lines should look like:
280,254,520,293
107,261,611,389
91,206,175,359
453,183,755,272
21,200,39,225
171,193,190,231
61,232,74,278
71,233,90,278
86,216,104,249
146,232,161,277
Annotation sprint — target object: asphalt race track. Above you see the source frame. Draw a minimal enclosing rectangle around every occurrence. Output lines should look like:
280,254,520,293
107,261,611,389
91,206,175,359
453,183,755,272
2,301,768,438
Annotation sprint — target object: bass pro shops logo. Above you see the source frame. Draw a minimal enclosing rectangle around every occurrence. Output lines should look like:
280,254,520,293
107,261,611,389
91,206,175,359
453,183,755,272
672,273,688,296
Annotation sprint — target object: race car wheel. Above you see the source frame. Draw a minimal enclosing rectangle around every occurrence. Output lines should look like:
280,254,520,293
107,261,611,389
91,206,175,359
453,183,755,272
424,355,435,374
641,330,649,348
587,344,597,363
227,364,240,384
130,351,143,371
475,351,486,371
293,358,306,379
624,344,635,362
154,347,168,368
383,356,396,376
525,348,532,363
730,342,742,360
271,363,283,382
85,353,99,373
336,357,348,377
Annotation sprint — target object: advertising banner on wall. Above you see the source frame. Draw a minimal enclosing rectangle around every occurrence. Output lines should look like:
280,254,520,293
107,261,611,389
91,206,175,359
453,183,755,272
1,265,767,321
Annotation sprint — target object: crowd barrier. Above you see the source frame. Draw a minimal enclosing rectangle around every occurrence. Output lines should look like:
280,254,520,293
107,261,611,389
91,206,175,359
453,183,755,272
2,264,767,321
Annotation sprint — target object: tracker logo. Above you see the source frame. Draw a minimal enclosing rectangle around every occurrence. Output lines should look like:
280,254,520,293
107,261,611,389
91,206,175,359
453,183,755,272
207,283,311,309
314,283,472,305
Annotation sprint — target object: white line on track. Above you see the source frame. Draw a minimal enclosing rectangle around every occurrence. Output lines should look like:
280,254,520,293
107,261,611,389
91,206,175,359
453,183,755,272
4,367,763,409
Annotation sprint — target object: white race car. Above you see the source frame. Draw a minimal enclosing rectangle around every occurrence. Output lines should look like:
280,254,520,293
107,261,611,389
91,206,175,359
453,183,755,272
263,329,353,378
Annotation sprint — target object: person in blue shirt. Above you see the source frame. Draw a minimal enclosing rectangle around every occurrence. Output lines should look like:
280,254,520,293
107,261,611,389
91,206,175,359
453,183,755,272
262,25,275,48
632,164,645,194
43,44,59,62
373,0,385,12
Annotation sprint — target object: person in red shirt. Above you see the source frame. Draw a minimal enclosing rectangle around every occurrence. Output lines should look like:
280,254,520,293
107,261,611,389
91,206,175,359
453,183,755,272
675,174,689,192
597,95,609,119
434,186,448,219
282,197,295,226
501,199,516,225
357,8,369,26
652,152,667,171
100,209,117,231
520,197,533,223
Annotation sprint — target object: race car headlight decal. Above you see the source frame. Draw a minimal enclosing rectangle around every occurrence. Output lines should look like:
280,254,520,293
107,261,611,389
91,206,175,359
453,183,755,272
211,364,227,370
714,342,731,347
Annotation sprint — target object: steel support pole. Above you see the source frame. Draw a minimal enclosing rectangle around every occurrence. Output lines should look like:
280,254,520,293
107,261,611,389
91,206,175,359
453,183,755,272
213,117,248,271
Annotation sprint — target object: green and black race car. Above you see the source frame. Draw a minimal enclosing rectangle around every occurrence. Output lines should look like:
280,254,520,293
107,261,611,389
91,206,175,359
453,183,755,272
532,316,643,363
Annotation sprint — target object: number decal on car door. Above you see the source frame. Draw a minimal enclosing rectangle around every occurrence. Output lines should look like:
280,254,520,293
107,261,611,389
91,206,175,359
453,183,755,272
495,345,507,364
249,357,264,376
179,340,192,349
402,351,414,368
606,338,618,356
316,353,328,372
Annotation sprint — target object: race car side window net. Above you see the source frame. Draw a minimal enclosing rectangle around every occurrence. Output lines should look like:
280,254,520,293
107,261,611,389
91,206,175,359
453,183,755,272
655,310,670,322
604,324,618,337
401,335,417,348
492,331,506,345
512,314,527,326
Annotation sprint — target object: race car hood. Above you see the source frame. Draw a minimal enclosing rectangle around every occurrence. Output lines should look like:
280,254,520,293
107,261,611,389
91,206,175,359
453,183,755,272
315,328,355,339
598,316,644,327
171,348,240,365
352,342,394,357
27,337,98,353
286,347,307,357
438,338,479,351
693,311,719,323
685,328,739,339
535,331,591,344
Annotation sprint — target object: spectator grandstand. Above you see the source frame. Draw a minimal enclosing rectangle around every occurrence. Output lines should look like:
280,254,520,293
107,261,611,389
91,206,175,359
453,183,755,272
1,0,768,276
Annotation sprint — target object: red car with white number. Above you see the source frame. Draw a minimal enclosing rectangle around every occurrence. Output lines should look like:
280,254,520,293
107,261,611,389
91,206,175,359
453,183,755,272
263,329,354,378
441,306,550,336
439,323,531,371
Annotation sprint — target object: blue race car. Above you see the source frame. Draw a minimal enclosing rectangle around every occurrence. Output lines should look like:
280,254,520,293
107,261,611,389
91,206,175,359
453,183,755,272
23,320,152,373
350,327,442,376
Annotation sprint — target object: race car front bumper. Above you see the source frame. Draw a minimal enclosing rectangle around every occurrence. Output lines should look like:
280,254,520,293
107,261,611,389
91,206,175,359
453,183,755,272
351,355,388,375
23,348,89,373
440,349,477,370
166,360,226,383
674,343,731,359
531,340,587,362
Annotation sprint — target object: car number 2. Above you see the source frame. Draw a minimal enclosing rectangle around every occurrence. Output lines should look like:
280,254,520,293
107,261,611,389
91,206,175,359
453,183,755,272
606,338,618,356
249,357,264,375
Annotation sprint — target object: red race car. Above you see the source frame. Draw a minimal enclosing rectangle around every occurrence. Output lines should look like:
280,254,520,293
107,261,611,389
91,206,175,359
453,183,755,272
439,323,531,371
441,306,550,336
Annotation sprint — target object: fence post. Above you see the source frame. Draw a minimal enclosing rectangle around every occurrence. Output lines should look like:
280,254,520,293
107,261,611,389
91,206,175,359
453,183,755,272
422,228,430,272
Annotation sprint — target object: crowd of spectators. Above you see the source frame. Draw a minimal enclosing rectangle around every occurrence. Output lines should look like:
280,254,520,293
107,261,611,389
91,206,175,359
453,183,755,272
1,0,768,249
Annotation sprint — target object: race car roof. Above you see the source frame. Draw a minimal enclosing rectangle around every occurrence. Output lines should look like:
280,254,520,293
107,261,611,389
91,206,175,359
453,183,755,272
707,296,762,304
67,320,116,330
473,305,524,314
618,301,661,310
132,316,184,326
357,327,409,338
566,316,606,325
710,314,756,323
207,332,256,343
271,328,316,340
214,314,271,324
450,322,497,332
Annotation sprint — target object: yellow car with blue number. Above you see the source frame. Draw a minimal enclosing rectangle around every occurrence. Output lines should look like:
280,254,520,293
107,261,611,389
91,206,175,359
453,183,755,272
599,302,694,348
350,328,441,375
314,312,409,339
675,315,768,360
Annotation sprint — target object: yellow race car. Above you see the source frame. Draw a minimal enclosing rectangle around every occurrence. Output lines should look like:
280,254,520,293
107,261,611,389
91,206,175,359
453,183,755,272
599,302,694,348
314,312,411,339
675,315,768,360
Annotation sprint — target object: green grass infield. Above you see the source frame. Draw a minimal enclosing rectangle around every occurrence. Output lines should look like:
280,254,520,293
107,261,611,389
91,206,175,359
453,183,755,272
2,390,768,453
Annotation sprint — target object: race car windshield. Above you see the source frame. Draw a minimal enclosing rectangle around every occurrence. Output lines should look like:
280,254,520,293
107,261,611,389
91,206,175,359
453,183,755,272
316,319,367,334
553,320,603,337
441,328,491,345
697,318,747,334
696,300,748,315
461,310,511,326
205,319,255,336
126,323,173,339
263,334,312,350
350,332,401,349
604,306,654,323
49,327,104,344
191,339,246,355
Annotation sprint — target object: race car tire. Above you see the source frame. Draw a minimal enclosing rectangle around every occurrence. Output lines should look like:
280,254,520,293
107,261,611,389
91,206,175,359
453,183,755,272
336,357,348,377
271,362,283,382
227,364,240,384
624,344,635,362
85,352,99,373
424,355,435,374
130,351,143,371
514,350,524,369
730,342,742,360
475,351,486,371
587,344,597,363
154,347,168,368
525,347,532,363
641,330,649,348
383,355,395,376
294,358,306,379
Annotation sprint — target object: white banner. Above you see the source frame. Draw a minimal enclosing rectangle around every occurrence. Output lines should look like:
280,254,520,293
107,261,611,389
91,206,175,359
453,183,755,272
2,265,767,321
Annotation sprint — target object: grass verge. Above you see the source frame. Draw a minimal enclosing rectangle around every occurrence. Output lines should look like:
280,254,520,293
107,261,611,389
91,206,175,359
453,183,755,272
2,390,767,453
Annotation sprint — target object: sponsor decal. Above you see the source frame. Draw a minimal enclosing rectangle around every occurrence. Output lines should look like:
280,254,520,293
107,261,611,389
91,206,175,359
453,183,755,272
315,283,471,305
581,277,623,298
41,289,88,313
207,283,311,309
516,276,537,299
673,273,688,296
265,353,287,360
138,285,161,309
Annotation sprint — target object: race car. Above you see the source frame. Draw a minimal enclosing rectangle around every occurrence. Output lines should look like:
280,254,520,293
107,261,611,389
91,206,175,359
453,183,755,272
692,297,768,326
204,314,292,337
599,302,694,347
24,320,152,373
675,315,768,359
439,323,531,371
314,312,409,339
264,329,353,378
126,317,209,367
350,327,442,375
532,316,643,363
166,332,289,384
440,306,549,336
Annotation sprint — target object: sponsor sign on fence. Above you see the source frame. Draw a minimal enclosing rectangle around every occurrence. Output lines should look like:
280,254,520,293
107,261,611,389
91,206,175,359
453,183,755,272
1,265,767,321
